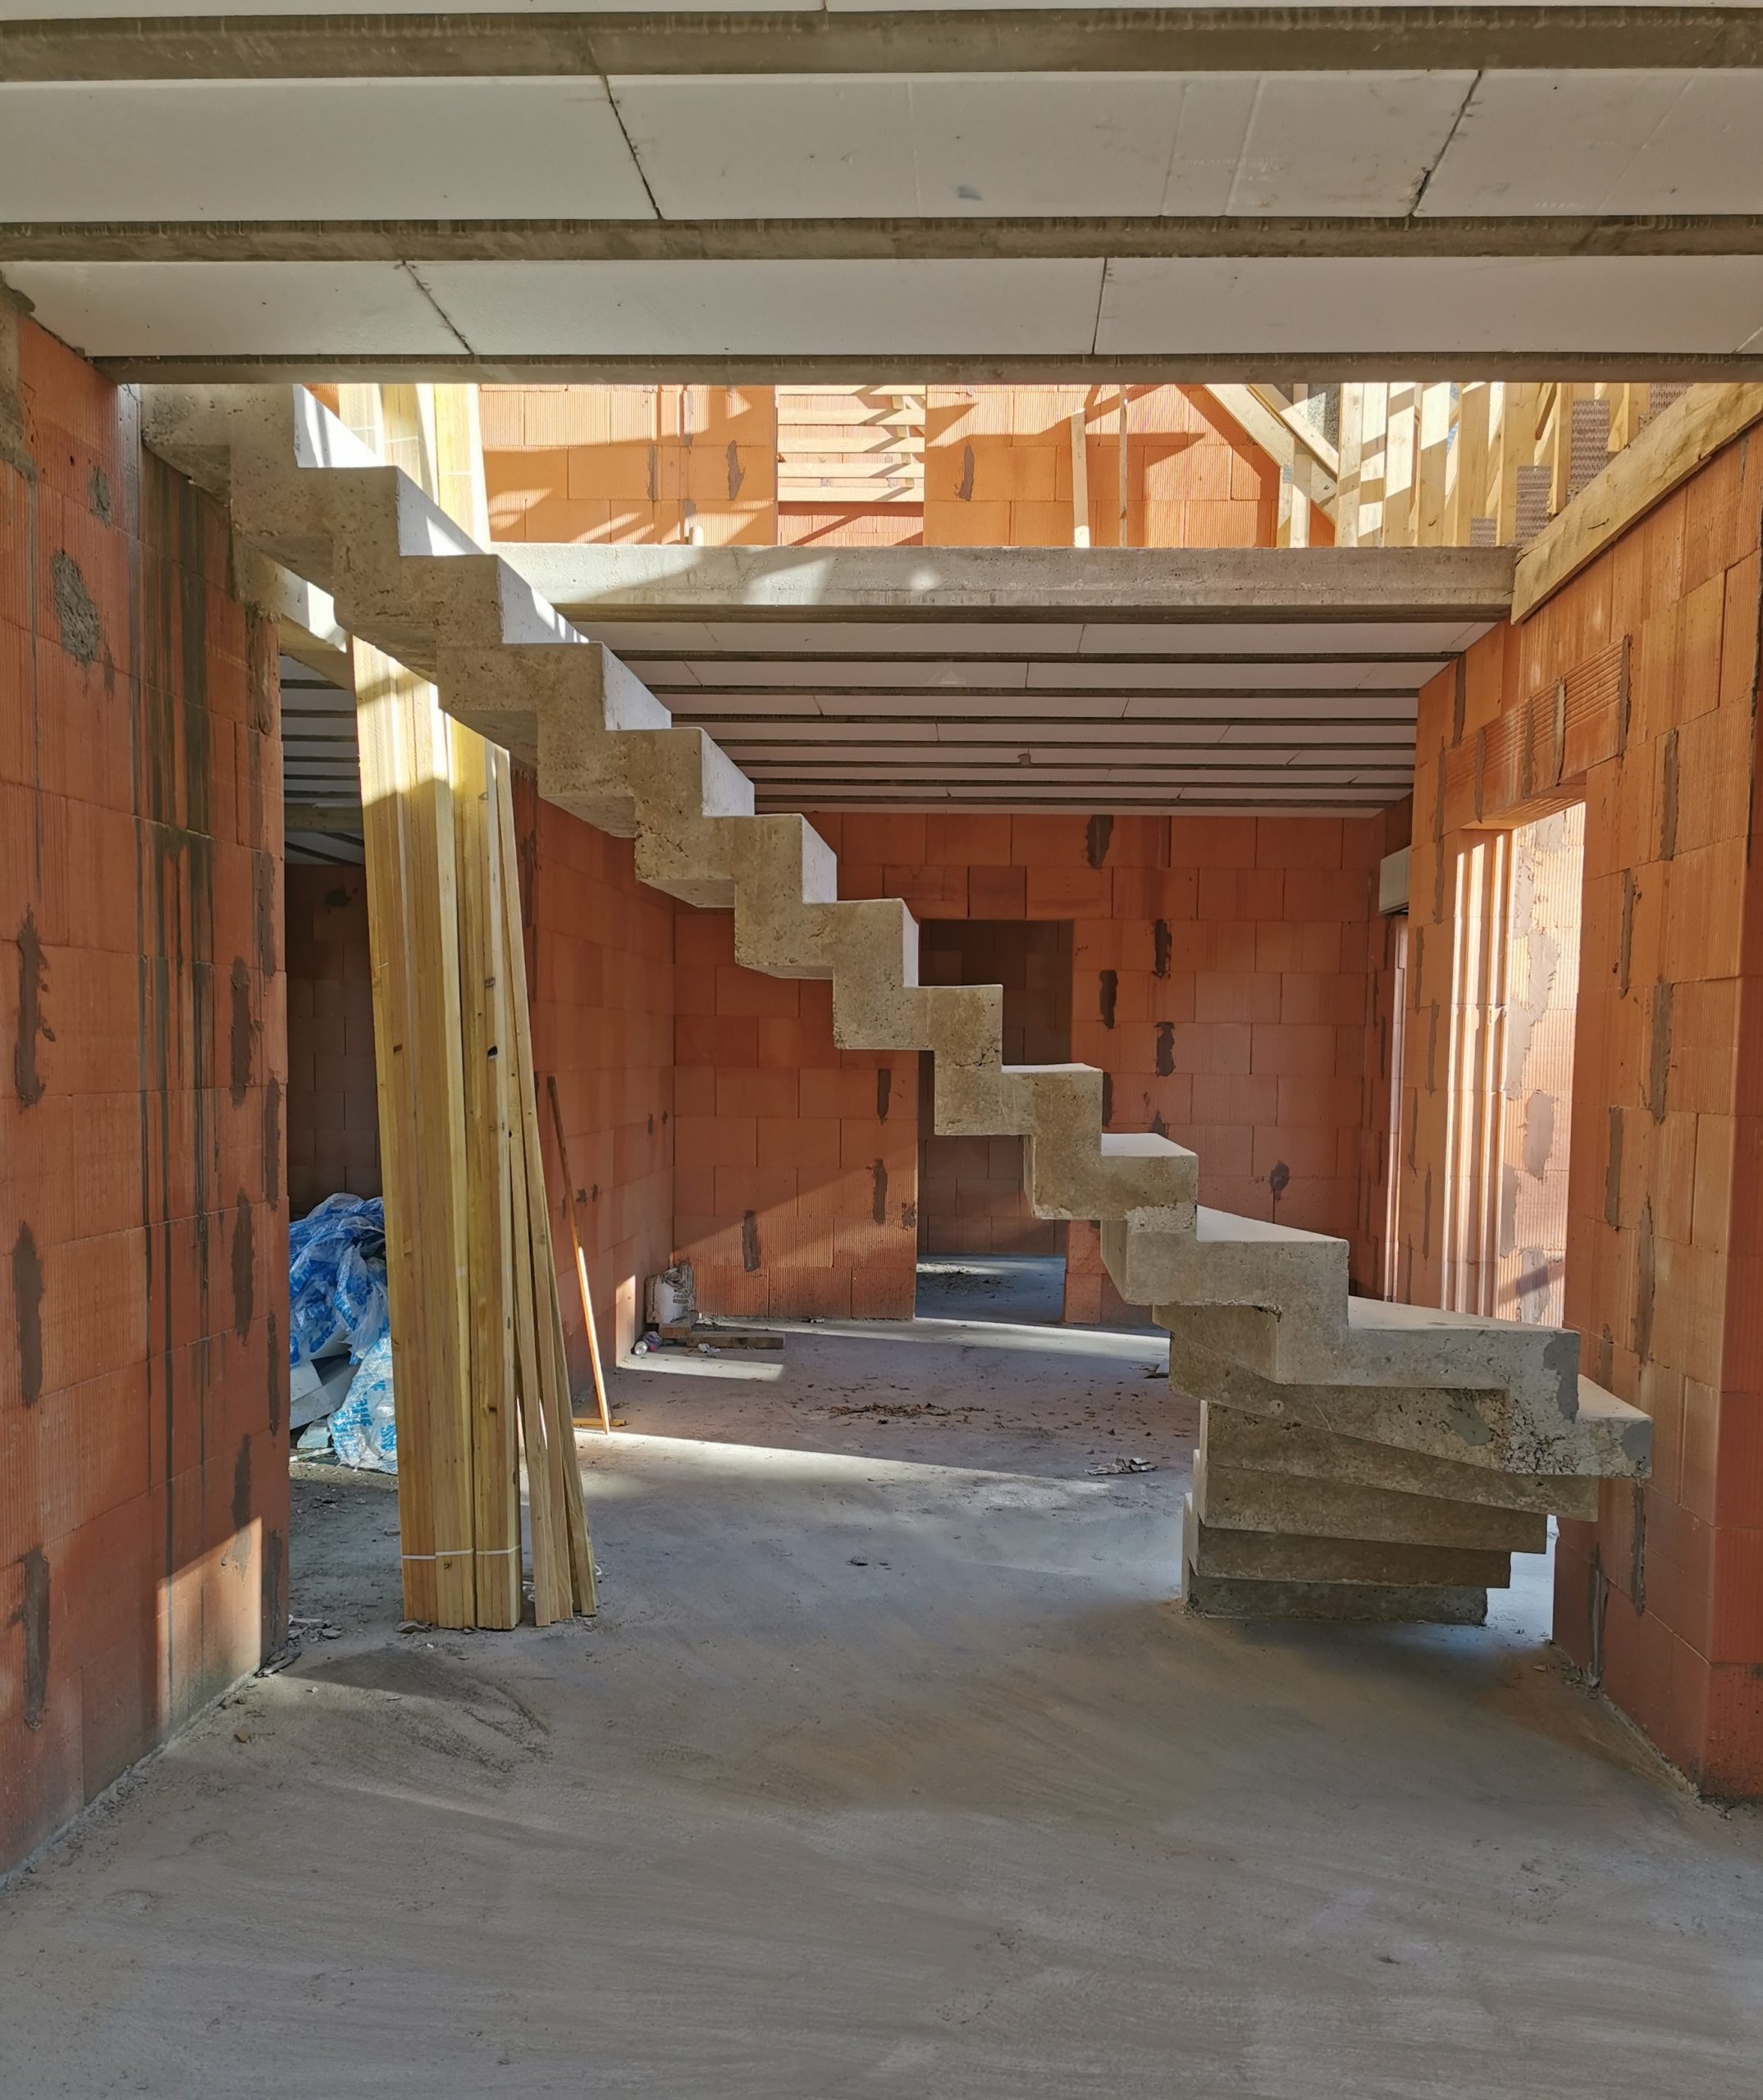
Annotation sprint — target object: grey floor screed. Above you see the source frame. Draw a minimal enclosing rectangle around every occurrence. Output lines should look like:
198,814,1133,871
2,1281,1760,2098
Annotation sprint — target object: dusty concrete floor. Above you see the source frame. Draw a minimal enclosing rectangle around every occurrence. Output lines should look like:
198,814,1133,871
4,1260,1763,2098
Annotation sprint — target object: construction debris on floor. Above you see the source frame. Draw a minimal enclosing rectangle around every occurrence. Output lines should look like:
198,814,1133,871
288,1193,396,1472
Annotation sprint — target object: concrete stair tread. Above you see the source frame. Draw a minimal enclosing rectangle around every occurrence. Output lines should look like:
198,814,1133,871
1195,1206,1341,1249
1100,1130,1191,1162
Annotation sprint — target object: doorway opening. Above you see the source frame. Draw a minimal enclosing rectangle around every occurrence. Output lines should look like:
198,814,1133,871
915,920,1073,1321
1441,804,1585,1323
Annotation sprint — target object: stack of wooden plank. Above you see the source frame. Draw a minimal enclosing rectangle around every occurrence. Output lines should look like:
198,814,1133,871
343,383,596,1629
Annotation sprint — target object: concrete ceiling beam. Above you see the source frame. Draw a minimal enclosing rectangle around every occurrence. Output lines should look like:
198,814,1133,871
9,8,1763,83
501,542,1516,623
11,218,1763,266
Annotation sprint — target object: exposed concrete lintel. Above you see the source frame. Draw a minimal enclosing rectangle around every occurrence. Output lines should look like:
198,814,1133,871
9,8,1763,83
10,216,1763,267
94,352,1763,387
502,543,1516,623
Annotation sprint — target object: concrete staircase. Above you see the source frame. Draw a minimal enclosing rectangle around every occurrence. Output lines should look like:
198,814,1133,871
147,385,1651,1628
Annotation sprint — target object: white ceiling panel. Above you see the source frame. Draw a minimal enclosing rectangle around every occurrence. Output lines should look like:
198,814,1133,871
671,689,1419,720
421,258,1106,355
1416,71,1763,217
634,658,1435,693
3,260,461,358
0,80,655,221
610,71,1472,219
1072,620,1487,654
1021,659,1430,690
1098,255,1763,355
1219,72,1474,214
582,619,1098,655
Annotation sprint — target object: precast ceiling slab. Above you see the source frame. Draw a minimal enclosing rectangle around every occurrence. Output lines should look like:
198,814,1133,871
7,7,1763,373
497,541,1509,810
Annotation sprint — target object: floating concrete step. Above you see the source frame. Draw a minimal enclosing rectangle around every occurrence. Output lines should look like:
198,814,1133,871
1184,1568,1491,1627
1193,1443,1549,1553
1185,1499,1512,1591
1166,1310,1649,1482
1201,1402,1600,1521
1181,1500,1488,1624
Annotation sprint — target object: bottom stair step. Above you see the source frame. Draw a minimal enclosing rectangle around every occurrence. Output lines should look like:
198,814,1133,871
1185,1567,1490,1627
1182,1493,1511,1591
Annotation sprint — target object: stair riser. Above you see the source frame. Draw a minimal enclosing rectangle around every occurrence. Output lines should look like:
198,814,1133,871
1185,1499,1512,1589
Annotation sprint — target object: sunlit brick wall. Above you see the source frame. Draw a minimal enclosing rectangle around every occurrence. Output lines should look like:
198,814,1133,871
1402,429,1763,1791
284,868,379,1217
2,319,288,1872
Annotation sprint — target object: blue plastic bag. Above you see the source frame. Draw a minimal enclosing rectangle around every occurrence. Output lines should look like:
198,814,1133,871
289,1193,389,1367
328,1331,397,1472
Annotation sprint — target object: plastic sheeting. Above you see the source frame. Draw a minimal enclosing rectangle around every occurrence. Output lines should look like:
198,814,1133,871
286,1193,397,1472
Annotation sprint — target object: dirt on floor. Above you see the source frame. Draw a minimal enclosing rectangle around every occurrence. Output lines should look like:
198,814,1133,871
3,1287,1762,2098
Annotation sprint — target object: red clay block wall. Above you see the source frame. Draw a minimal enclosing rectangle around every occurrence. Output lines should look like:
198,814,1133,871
673,906,918,1321
1,317,289,1874
925,385,1285,549
482,385,778,546
679,810,1386,1325
918,919,1072,1257
828,806,1382,1244
1399,428,1763,1791
514,777,677,1367
284,866,379,1218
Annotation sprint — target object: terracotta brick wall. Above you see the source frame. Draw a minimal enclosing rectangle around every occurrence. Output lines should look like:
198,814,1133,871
924,385,1286,549
513,776,676,1368
1355,795,1414,1301
679,810,1386,1325
1400,428,1763,1790
478,383,1297,553
284,867,379,1218
2,317,288,1874
482,385,777,546
673,907,918,1321
917,920,1072,1257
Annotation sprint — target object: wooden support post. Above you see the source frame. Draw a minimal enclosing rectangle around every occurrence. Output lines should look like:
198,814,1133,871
1336,384,1364,547
1415,381,1452,545
547,1075,614,1436
1545,382,1575,515
1288,452,1313,548
1447,381,1492,544
1494,382,1539,545
495,761,596,1618
1382,384,1417,546
1117,386,1130,547
454,727,521,1628
1356,382,1389,546
1070,405,1091,547
354,639,477,1628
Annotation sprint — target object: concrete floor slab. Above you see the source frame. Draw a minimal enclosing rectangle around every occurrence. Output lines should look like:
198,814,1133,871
2,1306,1760,2098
